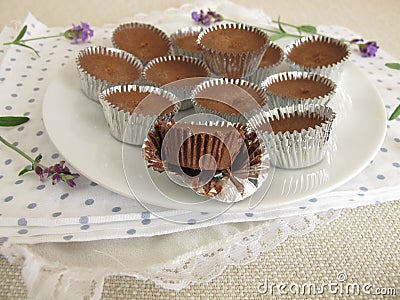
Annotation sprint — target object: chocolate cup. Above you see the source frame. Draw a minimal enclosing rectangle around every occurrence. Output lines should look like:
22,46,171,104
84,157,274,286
170,26,204,60
143,55,210,110
284,35,351,82
76,46,143,102
261,71,337,109
99,84,180,145
191,78,268,124
248,103,336,169
197,23,269,78
112,22,173,64
142,119,270,202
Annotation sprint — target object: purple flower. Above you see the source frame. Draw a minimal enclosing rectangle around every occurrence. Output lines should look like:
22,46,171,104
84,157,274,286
64,22,94,43
350,38,379,57
33,159,79,188
191,9,223,26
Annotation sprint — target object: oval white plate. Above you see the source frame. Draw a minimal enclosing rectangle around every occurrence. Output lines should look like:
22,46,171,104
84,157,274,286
42,58,386,213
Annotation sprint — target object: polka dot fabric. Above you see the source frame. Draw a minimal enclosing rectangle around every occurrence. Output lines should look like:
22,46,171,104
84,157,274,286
0,14,399,245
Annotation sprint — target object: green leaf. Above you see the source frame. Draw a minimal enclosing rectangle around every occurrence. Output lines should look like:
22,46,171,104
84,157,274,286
385,62,400,70
276,16,287,33
34,153,43,164
18,166,33,176
14,42,40,57
389,104,400,121
0,116,29,127
269,33,286,41
298,25,317,34
15,25,28,42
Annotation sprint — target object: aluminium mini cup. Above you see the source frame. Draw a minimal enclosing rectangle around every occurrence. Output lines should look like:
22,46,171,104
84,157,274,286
143,55,211,110
248,103,336,169
244,42,284,86
284,35,351,82
112,22,173,65
170,26,204,60
76,46,143,102
197,22,270,79
191,78,268,124
99,84,180,146
261,71,337,109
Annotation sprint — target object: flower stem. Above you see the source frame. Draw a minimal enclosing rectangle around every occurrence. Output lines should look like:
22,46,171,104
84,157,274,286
0,135,35,163
272,20,296,29
3,33,64,45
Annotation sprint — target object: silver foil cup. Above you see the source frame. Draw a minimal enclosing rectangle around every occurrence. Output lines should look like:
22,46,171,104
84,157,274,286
99,84,180,145
191,78,268,123
284,35,351,82
197,23,269,78
170,26,204,60
112,22,173,65
261,71,337,109
76,46,143,102
142,119,271,203
248,103,336,169
244,42,284,86
143,55,210,110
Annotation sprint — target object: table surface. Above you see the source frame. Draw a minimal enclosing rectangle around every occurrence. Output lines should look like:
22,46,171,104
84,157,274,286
0,0,399,299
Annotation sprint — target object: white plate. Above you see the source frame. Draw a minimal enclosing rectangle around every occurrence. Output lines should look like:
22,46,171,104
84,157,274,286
42,57,386,213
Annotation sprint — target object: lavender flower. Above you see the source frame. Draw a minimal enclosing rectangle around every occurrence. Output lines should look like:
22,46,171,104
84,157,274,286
3,21,94,56
351,39,379,57
64,22,94,43
191,9,223,26
34,160,79,188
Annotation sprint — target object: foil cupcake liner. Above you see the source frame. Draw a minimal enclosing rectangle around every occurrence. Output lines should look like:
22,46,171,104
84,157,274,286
142,119,271,203
98,84,179,145
197,23,269,78
261,71,337,109
170,26,204,60
284,35,351,82
111,22,173,65
191,78,268,123
248,103,336,169
244,42,284,86
143,55,210,110
76,46,143,102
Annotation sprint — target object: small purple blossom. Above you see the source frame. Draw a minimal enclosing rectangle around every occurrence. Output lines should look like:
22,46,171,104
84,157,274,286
191,9,223,26
350,38,379,57
64,22,94,43
34,160,79,188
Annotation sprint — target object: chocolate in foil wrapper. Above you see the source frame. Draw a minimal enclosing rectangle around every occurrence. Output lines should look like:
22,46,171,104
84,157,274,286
244,42,284,86
99,84,180,145
284,35,351,82
142,119,271,202
191,78,268,124
143,55,210,110
261,71,337,109
76,46,143,102
197,22,269,78
249,103,336,169
170,26,204,60
112,22,172,64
